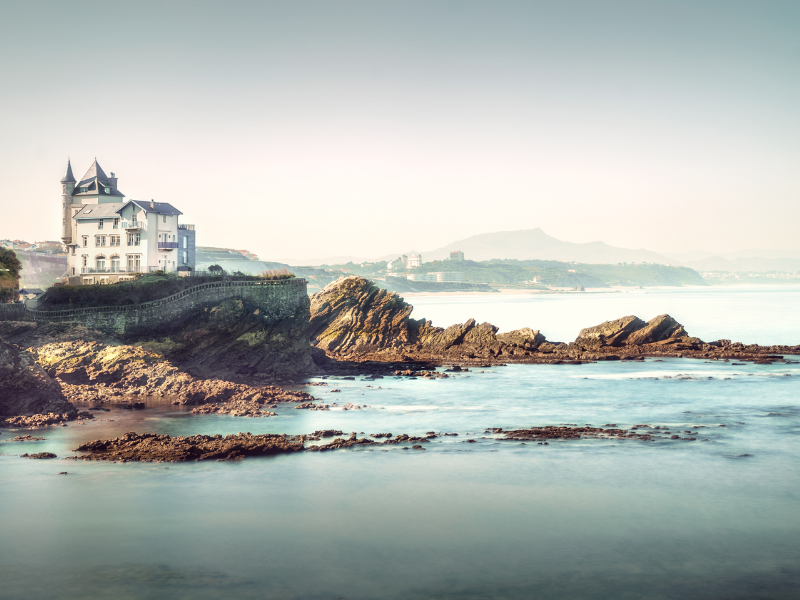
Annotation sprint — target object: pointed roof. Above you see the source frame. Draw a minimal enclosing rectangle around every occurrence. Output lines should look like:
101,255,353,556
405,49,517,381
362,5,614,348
79,159,109,183
61,160,76,184
73,158,125,198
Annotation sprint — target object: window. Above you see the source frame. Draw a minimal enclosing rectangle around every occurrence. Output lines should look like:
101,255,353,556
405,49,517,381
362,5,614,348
127,233,140,246
112,235,120,246
98,220,104,229
100,236,107,247
163,215,167,223
96,256,106,271
113,219,119,229
182,236,187,249
80,187,88,193
82,236,88,248
183,251,188,265
111,256,120,272
71,267,75,275
127,255,141,272
82,255,87,267
95,235,100,246
104,187,111,194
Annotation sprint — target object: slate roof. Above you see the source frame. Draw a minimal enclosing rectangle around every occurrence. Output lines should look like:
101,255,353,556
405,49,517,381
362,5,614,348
73,203,126,220
61,160,76,184
73,159,125,198
19,288,45,295
117,200,183,216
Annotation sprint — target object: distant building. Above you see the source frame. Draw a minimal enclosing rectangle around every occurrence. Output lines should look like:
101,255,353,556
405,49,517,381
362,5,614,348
406,254,421,269
59,159,197,285
406,273,437,282
406,272,464,283
434,272,464,282
449,250,464,261
386,255,408,272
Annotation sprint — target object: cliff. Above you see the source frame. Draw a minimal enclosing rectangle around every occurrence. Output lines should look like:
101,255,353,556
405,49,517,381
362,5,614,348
309,277,798,364
0,338,76,422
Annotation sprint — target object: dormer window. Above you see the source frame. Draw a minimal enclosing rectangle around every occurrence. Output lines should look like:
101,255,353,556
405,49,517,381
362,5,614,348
104,187,111,194
80,186,88,193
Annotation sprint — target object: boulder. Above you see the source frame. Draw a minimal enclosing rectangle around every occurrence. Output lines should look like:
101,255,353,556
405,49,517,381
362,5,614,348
0,339,76,420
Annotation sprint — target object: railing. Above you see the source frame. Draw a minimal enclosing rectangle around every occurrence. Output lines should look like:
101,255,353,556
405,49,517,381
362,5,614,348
121,220,147,230
178,224,195,231
24,278,306,318
82,266,139,274
158,242,179,250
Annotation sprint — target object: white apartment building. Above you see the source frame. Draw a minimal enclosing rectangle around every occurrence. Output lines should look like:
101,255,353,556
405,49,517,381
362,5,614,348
60,159,196,285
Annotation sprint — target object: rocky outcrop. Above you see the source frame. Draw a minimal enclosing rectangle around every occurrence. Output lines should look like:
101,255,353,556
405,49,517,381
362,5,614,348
70,430,436,461
148,295,314,380
71,431,305,462
309,276,415,354
33,340,314,407
309,277,799,365
574,314,688,348
0,338,77,422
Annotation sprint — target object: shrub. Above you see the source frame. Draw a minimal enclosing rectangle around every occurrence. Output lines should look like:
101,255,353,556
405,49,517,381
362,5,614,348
0,248,22,303
259,268,295,280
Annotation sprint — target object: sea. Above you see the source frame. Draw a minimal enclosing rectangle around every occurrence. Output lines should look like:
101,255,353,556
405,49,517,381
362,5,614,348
1,285,798,600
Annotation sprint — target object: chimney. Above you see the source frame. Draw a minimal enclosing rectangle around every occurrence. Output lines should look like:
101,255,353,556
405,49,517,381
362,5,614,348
150,199,155,209
108,171,118,190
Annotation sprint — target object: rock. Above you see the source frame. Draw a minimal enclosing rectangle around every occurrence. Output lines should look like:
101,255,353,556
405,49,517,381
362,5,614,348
2,412,73,428
21,452,57,459
0,339,77,421
10,434,46,441
71,431,305,462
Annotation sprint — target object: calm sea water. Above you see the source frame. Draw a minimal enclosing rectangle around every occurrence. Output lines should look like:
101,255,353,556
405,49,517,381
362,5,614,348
411,284,800,346
1,286,799,600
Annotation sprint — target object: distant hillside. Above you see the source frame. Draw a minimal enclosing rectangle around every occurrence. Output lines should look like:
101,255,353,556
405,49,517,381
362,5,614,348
419,229,674,264
681,256,800,273
410,259,706,288
195,247,290,275
15,251,67,289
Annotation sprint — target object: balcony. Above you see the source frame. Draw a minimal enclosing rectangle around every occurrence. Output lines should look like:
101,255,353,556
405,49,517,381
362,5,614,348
158,242,179,251
81,266,161,274
121,220,147,231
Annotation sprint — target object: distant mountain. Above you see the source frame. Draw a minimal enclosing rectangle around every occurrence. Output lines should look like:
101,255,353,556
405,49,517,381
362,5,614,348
418,229,675,265
681,256,800,273
665,248,800,272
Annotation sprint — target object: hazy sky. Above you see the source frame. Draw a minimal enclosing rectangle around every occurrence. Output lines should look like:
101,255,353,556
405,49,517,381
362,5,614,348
1,0,798,261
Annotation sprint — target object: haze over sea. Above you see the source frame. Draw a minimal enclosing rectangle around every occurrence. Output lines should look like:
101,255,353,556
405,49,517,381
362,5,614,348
1,286,798,600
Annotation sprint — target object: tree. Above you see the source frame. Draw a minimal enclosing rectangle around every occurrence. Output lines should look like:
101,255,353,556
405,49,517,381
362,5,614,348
0,248,22,303
208,264,224,275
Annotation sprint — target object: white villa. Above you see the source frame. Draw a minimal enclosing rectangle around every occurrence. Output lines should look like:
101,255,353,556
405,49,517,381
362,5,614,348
60,159,196,285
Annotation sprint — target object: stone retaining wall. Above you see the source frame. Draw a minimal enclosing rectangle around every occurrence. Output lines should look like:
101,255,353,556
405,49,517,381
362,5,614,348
0,279,307,336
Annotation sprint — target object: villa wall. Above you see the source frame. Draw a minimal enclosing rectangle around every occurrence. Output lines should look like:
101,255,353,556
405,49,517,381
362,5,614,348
0,279,307,337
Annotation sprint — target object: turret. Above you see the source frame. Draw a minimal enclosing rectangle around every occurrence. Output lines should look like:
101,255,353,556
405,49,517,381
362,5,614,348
61,160,76,244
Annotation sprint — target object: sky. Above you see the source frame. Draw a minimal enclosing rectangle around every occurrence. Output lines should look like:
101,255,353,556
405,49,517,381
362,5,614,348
1,0,798,261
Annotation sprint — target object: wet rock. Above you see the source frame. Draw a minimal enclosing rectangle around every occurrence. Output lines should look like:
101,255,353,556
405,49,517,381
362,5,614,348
10,434,46,441
22,452,57,459
71,431,305,462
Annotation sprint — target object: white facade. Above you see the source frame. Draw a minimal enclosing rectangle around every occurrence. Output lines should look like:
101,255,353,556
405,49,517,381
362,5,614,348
60,160,195,285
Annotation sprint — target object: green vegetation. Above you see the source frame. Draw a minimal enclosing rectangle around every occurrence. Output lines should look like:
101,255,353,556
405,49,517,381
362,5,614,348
316,258,707,288
38,271,294,309
0,248,22,303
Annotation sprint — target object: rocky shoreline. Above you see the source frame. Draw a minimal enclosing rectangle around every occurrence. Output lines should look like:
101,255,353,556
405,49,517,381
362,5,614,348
65,424,709,462
309,277,800,367
2,276,797,428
